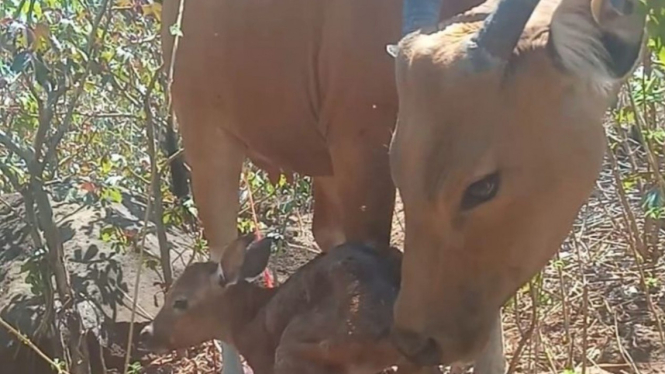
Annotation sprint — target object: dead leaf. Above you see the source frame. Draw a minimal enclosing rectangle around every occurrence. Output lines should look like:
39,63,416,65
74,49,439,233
31,23,50,51
115,0,133,8
80,181,97,193
142,2,162,22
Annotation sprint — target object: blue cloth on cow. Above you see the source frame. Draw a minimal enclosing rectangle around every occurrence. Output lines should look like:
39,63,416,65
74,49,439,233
402,0,443,36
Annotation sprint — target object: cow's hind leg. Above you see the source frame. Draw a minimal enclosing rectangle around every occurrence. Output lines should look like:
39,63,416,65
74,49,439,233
178,112,246,374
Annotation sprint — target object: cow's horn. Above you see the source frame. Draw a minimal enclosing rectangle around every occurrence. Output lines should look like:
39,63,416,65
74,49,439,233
468,0,541,69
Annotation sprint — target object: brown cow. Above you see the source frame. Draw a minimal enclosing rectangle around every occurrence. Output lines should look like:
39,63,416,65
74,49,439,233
160,0,403,262
157,0,501,373
159,0,485,261
389,0,646,367
140,234,439,374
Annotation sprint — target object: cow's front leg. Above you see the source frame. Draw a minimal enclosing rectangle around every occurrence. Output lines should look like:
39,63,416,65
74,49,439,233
178,112,246,374
179,117,246,262
327,108,396,250
312,177,346,252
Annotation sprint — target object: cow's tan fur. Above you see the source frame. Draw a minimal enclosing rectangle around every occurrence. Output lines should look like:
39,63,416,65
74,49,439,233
389,0,645,365
160,0,401,261
159,0,487,260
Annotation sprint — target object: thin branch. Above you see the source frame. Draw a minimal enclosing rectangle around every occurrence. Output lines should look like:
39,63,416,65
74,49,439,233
27,75,48,160
572,235,589,374
627,89,665,193
30,178,91,374
12,0,27,19
165,0,186,102
0,162,22,190
0,316,70,374
507,278,539,374
122,170,154,374
606,142,665,345
0,131,34,162
123,65,167,374
40,0,113,175
143,64,172,287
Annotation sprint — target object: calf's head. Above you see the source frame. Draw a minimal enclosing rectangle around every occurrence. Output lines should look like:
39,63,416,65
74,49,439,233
389,0,645,366
140,233,273,353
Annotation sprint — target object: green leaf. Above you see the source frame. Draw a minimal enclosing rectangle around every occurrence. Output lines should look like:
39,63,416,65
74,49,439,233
100,156,113,175
169,23,183,37
107,188,122,203
101,187,123,204
100,226,115,242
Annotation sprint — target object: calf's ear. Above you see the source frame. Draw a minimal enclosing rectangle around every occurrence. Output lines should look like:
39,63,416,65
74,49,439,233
217,233,257,285
239,237,274,281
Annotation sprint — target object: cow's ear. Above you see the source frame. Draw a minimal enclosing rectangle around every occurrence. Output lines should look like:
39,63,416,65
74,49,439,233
386,44,400,58
549,0,645,86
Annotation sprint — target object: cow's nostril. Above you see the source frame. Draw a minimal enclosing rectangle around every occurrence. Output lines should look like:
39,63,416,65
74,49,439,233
391,327,441,366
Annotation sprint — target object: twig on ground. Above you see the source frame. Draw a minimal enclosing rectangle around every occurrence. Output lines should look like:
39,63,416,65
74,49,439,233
507,279,539,374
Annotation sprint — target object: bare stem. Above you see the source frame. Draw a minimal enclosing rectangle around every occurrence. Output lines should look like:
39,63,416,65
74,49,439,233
507,278,539,374
0,316,70,374
122,183,154,374
40,0,113,176
144,65,173,287
606,142,665,345
572,236,588,374
123,65,164,374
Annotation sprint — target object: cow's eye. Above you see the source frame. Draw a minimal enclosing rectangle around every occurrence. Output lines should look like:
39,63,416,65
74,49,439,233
173,299,188,311
461,172,500,210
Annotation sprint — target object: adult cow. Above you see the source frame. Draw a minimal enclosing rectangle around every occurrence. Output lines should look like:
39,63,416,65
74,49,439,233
389,0,646,367
158,0,504,373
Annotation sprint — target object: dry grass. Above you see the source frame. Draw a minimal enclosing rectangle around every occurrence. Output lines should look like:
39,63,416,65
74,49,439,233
496,118,665,374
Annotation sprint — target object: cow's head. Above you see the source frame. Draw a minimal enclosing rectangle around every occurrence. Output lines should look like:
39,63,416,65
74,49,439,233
389,0,645,366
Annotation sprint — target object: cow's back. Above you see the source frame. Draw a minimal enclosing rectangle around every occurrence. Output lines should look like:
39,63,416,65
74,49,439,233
161,0,402,176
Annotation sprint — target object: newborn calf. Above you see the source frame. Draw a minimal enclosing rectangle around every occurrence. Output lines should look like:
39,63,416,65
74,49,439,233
140,233,437,374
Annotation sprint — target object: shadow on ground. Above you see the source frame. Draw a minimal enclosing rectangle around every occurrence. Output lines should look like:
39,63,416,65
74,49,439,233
0,183,195,373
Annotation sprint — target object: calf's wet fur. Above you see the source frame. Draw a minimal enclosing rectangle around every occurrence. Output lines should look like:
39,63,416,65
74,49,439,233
140,233,437,374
